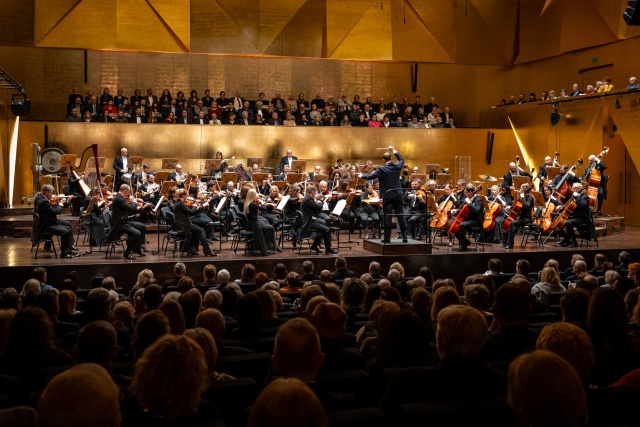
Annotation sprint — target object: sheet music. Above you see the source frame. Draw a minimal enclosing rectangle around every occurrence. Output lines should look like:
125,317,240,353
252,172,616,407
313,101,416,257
330,199,347,217
152,196,164,213
215,196,228,215
274,195,290,212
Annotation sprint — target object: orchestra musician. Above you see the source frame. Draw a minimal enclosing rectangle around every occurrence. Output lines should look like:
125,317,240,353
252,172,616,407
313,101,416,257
65,168,85,216
107,184,152,259
139,173,160,205
173,189,215,256
502,183,534,250
244,189,281,255
33,184,77,258
133,164,151,189
550,164,581,190
454,179,467,205
112,147,131,192
542,185,560,205
284,184,303,227
276,164,290,181
359,182,380,235
486,185,509,243
556,182,591,247
259,173,273,196
308,165,322,182
449,185,484,251
81,183,109,247
403,179,427,239
536,156,553,192
278,149,298,174
168,164,188,189
301,184,338,254
359,146,408,243
263,186,282,225
503,161,533,193
210,151,228,180
581,154,607,213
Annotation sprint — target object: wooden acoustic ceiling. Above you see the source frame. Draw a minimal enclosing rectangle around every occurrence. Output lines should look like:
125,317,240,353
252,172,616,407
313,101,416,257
30,0,640,65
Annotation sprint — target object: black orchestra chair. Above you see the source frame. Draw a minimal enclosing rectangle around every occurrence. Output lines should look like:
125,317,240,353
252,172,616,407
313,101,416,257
31,213,59,259
76,207,88,246
101,210,128,258
159,207,187,258
466,224,485,251
521,207,545,249
576,206,598,248
294,211,318,254
231,212,254,256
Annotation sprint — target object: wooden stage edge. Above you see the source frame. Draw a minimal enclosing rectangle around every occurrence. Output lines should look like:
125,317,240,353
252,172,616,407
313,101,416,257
1,226,639,294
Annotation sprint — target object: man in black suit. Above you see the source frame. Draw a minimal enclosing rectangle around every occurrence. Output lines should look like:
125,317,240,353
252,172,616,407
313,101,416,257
33,185,77,258
191,110,210,125
172,189,215,256
449,185,484,251
163,99,182,119
502,161,533,193
145,88,158,109
301,185,337,254
359,146,407,243
127,107,148,124
176,109,189,124
85,96,101,120
558,182,591,248
112,147,130,193
581,154,607,213
279,149,298,174
130,89,143,106
268,111,283,126
308,165,322,182
536,156,553,192
330,257,354,282
107,184,151,259
502,183,534,249
215,91,230,109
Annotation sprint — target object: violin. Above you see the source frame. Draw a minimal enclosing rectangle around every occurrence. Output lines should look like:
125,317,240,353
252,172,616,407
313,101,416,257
50,194,76,205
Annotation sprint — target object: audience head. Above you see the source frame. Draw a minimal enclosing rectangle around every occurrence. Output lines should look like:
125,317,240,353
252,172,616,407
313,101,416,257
560,289,590,325
76,320,118,367
310,302,347,341
38,364,121,427
536,322,595,382
273,318,324,381
143,284,163,310
159,298,186,335
431,286,461,321
492,283,531,328
183,327,219,378
132,309,170,357
341,278,367,309
436,305,488,359
203,289,222,309
195,308,226,341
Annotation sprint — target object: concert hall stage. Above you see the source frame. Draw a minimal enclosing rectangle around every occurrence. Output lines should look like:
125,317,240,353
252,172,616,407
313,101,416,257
1,216,638,294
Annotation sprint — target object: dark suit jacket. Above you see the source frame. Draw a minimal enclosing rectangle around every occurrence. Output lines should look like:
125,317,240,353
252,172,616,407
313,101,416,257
268,118,283,126
32,193,67,244
108,194,139,241
581,160,607,190
279,156,298,174
570,193,591,222
112,156,130,192
127,115,148,123
301,195,322,233
163,106,182,118
330,268,354,282
360,151,404,201
191,116,210,124
145,95,159,107
173,200,198,232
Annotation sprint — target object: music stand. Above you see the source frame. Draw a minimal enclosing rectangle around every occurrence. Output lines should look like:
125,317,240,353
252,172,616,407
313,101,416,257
291,160,306,172
531,191,546,206
313,174,329,183
205,159,221,171
329,168,347,178
162,158,179,169
87,157,106,169
129,156,144,166
513,176,532,189
436,173,450,185
252,173,269,183
273,195,290,213
356,177,368,187
154,171,169,183
426,164,440,177
409,174,427,183
286,173,305,185
221,172,238,185
345,179,357,189
433,189,445,200
546,167,560,181
247,157,263,168
359,164,374,174
160,181,176,197
272,181,288,192
60,154,77,169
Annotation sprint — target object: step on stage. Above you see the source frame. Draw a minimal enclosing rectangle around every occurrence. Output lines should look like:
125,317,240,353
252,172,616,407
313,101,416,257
363,238,432,255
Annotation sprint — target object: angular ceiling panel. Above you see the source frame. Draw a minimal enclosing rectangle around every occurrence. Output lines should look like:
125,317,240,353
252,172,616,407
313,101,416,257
408,0,455,58
330,0,392,60
472,0,519,64
515,0,563,64
559,0,616,53
326,0,373,55
34,0,79,44
147,0,190,51
263,0,326,57
190,0,260,54
37,0,117,49
257,0,307,52
116,0,186,52
391,0,451,63
216,0,258,48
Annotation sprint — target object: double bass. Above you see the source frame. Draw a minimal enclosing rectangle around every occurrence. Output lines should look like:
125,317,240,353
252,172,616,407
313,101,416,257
447,184,482,236
554,159,583,204
585,146,609,208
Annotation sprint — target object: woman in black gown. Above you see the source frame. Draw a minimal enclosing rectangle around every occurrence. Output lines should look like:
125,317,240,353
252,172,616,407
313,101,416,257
244,189,280,255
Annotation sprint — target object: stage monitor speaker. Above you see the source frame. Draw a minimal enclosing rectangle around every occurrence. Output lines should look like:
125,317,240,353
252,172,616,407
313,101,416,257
624,0,640,25
10,94,30,116
486,132,494,165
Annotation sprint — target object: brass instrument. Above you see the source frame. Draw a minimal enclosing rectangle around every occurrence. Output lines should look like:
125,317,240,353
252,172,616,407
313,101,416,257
175,172,188,185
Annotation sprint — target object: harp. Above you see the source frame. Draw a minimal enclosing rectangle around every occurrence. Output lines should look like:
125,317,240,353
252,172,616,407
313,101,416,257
72,144,101,197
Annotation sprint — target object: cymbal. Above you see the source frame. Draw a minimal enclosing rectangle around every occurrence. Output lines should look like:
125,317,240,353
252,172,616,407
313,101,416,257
479,174,497,182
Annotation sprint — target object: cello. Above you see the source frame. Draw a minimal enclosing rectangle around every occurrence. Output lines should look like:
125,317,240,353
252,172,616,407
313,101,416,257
551,197,578,231
447,184,482,236
501,184,533,233
482,199,503,231
585,146,609,208
554,159,583,204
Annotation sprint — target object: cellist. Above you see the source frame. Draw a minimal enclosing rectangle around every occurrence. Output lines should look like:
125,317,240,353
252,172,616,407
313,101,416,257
487,185,509,243
556,182,590,248
502,183,534,250
581,154,607,214
550,164,580,194
449,184,484,252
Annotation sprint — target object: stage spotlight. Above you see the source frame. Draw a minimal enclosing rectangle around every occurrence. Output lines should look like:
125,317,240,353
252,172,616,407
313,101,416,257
10,93,30,116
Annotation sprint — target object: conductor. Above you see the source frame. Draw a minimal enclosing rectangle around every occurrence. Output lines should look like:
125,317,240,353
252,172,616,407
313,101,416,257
359,146,407,243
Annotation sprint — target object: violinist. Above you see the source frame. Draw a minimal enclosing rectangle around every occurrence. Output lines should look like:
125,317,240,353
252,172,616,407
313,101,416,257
210,151,228,180
403,179,427,239
503,161,533,193
302,185,338,254
359,182,381,233
284,184,303,227
276,164,290,182
264,186,282,225
454,179,467,205
581,154,607,214
173,189,215,257
33,184,77,258
259,173,274,196
449,185,484,251
66,168,85,216
108,184,152,259
502,183,534,250
315,181,333,221
308,165,322,182
556,182,590,248
244,189,280,255
487,185,509,243
81,185,108,247
138,173,160,221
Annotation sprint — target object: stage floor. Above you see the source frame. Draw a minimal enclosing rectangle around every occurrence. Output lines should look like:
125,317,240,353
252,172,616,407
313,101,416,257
1,224,638,293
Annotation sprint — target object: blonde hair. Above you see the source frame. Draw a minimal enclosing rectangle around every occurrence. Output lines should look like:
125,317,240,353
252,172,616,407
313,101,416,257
244,189,258,213
436,305,487,359
136,269,154,287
